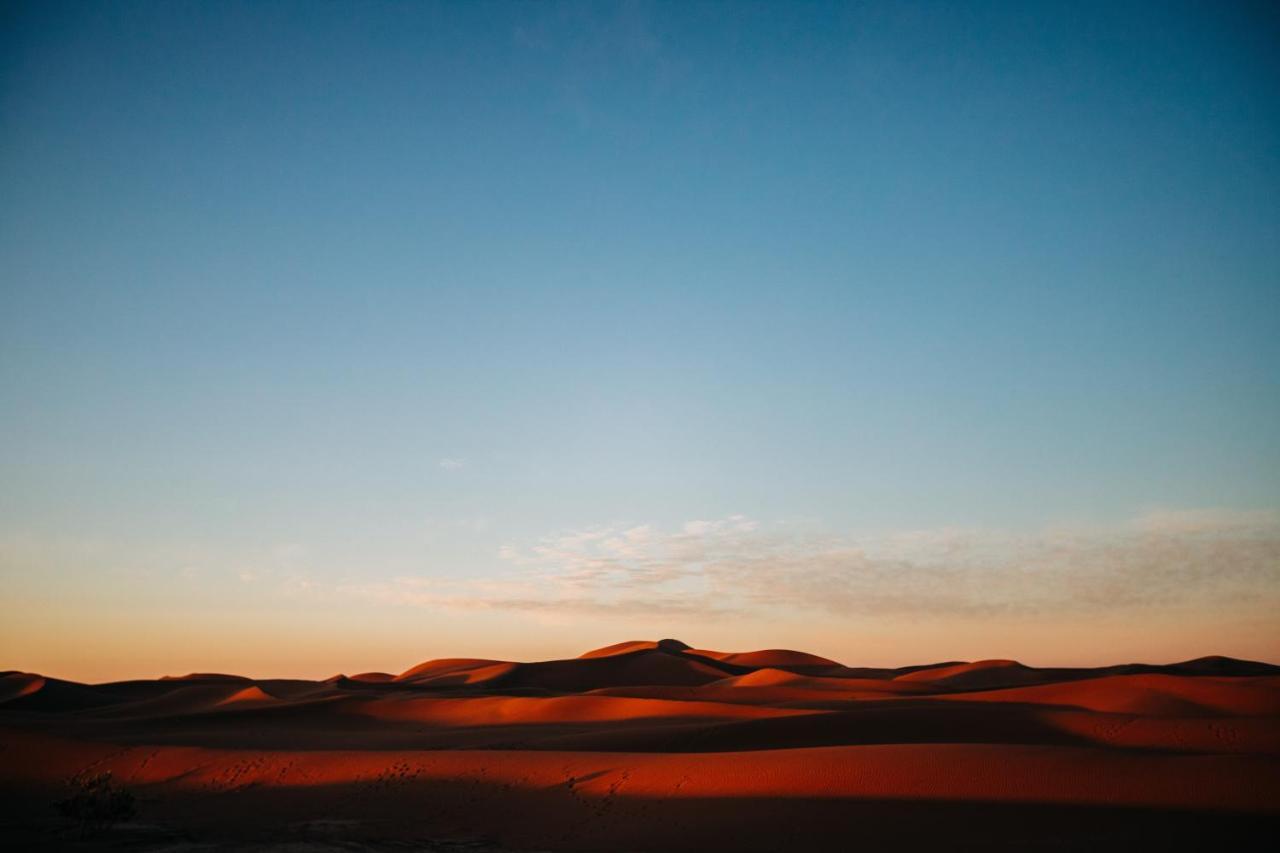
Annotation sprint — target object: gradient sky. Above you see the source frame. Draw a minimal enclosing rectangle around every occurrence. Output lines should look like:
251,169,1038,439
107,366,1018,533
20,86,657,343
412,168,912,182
3,1,1279,681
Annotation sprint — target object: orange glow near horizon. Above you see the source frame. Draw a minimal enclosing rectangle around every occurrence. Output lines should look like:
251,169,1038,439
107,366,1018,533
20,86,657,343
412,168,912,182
6,597,1278,683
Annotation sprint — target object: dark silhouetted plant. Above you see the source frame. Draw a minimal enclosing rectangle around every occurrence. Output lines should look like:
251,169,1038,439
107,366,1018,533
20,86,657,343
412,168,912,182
55,771,136,838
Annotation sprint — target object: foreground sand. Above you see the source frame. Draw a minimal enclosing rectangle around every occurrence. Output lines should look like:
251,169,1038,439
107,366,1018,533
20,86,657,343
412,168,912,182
3,640,1278,850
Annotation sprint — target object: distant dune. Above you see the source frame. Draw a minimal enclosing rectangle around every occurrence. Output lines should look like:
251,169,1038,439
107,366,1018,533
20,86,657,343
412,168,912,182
2,643,1278,850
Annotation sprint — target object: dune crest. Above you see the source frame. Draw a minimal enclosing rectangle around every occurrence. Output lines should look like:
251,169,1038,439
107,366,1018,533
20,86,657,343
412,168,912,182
215,685,276,706
0,672,45,704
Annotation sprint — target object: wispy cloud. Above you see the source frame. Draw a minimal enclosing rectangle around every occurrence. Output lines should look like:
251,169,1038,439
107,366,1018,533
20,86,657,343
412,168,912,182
439,457,467,471
348,509,1280,621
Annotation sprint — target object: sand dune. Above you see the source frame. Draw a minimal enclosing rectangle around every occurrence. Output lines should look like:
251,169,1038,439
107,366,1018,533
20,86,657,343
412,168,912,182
0,672,44,704
943,672,1280,716
396,657,518,686
690,648,841,670
579,639,665,658
216,685,277,706
2,641,1277,850
341,671,396,683
895,658,1043,688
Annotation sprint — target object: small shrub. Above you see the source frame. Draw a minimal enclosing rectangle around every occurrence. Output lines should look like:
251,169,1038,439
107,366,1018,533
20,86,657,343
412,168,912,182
54,771,137,838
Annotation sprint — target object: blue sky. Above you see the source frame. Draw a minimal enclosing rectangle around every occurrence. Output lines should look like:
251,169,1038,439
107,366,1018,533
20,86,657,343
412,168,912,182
2,1,1278,677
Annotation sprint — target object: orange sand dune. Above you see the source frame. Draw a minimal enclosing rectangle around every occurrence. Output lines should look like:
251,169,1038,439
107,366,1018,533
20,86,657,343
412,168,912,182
328,671,397,683
0,672,44,704
396,657,519,686
2,640,1278,850
689,648,840,670
942,673,1280,716
579,639,666,658
895,658,1044,688
216,685,277,706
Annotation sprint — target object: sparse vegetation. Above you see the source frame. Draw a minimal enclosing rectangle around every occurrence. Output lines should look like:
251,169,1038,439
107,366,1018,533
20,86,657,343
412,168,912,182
55,771,136,838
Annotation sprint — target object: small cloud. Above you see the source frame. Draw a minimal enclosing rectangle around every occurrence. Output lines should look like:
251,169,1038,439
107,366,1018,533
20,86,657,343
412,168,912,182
238,571,256,583
439,457,467,471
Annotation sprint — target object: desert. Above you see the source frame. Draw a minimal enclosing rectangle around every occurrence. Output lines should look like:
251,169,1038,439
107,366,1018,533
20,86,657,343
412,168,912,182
2,639,1278,850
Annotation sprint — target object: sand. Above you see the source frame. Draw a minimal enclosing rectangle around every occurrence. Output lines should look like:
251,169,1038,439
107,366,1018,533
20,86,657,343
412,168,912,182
2,643,1278,850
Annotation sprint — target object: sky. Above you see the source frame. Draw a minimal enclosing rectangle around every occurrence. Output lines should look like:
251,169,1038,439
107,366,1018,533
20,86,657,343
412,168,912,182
2,1,1278,681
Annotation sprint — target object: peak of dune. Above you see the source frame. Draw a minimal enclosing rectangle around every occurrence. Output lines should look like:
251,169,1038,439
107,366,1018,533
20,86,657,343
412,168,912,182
396,658,519,687
708,649,841,670
0,674,122,711
397,658,507,681
893,660,968,676
580,638,691,659
159,673,252,682
1167,656,1280,676
896,659,1042,689
497,648,731,691
722,667,806,687
349,671,396,682
216,685,275,706
583,641,833,671
389,642,733,692
580,641,659,658
0,672,46,704
960,659,1025,672
328,671,397,683
897,659,1022,677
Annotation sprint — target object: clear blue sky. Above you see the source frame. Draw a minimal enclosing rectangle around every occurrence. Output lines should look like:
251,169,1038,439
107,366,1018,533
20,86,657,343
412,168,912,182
2,2,1278,677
